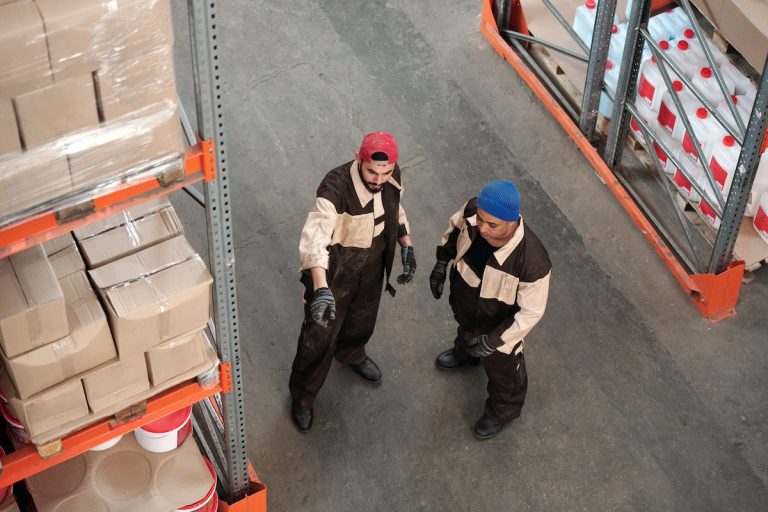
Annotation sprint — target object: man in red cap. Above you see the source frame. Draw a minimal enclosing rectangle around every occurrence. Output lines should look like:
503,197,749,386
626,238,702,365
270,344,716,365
289,131,416,432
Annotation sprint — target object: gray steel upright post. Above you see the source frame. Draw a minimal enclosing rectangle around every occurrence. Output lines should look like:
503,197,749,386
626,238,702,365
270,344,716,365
495,0,512,31
580,0,618,140
188,0,250,502
709,57,768,274
604,0,651,167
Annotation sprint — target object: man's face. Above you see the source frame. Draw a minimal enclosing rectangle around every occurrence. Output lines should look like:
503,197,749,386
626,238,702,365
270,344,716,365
476,208,518,248
359,160,395,192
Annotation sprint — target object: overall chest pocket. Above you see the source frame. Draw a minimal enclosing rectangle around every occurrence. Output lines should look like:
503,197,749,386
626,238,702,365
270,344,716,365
480,266,519,305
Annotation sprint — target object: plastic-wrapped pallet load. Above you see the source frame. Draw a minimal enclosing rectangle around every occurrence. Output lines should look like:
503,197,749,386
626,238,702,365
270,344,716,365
0,0,183,225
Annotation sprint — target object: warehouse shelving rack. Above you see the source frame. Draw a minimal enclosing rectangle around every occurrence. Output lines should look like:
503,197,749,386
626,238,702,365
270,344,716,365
0,0,266,510
481,0,768,321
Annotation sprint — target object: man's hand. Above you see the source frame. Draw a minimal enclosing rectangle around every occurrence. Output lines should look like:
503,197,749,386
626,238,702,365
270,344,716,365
397,246,417,284
466,334,495,358
429,261,448,299
310,287,336,328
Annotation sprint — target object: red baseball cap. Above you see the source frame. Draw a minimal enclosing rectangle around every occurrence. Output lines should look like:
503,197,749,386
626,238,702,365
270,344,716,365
358,131,399,164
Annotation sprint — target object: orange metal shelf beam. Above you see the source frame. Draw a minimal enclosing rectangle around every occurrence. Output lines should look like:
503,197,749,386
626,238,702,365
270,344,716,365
481,0,744,321
0,376,223,488
0,139,216,260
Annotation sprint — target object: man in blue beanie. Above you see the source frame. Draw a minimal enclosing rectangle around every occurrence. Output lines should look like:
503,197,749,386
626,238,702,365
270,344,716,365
429,179,551,439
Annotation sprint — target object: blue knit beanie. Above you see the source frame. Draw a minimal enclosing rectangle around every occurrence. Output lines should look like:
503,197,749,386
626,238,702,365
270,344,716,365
477,180,520,222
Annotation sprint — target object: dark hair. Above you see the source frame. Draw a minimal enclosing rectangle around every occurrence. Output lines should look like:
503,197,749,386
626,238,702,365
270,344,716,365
371,151,389,161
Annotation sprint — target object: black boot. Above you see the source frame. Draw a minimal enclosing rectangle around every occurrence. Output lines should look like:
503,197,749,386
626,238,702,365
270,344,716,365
435,349,481,370
472,414,506,440
350,357,382,384
291,401,313,432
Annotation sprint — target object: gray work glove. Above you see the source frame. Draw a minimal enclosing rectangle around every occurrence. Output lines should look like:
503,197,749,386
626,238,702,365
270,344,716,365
310,287,336,328
466,334,496,358
429,261,448,299
396,246,417,284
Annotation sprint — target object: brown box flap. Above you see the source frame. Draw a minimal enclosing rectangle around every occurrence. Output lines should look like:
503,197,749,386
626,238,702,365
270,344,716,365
49,244,85,280
74,197,171,240
42,233,76,256
145,329,208,387
81,354,149,413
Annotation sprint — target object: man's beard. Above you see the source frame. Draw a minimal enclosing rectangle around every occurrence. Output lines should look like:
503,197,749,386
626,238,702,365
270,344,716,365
364,182,383,193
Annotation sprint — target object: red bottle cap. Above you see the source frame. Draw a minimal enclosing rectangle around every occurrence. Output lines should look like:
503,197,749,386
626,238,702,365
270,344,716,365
684,28,695,38
731,95,739,104
696,107,708,119
701,67,712,78
677,40,689,51
673,80,683,92
586,0,596,8
723,135,735,147
659,40,670,50
612,24,618,34
606,60,613,70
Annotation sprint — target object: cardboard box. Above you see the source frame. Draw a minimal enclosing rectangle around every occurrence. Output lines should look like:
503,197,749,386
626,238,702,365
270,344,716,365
82,354,149,413
96,48,178,121
0,1,52,99
89,236,212,357
0,153,72,221
77,206,184,268
0,368,89,438
73,196,171,240
68,112,184,189
0,99,20,155
0,494,19,512
146,329,208,387
99,0,174,62
0,245,68,358
42,232,76,256
27,434,213,512
14,74,99,149
34,0,106,80
2,272,116,398
691,0,768,73
49,243,85,279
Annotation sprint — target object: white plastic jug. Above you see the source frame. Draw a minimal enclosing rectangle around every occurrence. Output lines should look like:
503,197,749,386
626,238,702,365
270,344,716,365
648,12,678,42
657,80,699,141
608,23,627,65
672,155,704,204
716,95,751,138
691,66,736,106
706,134,741,193
629,98,656,144
719,59,754,96
745,148,768,217
573,0,619,49
697,195,721,229
599,60,620,118
637,43,672,112
650,126,678,175
753,193,768,244
680,107,722,163
680,28,726,66
668,39,704,78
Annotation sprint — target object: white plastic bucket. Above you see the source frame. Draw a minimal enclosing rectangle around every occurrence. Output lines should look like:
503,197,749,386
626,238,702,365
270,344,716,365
657,80,697,141
691,67,736,106
706,135,740,193
680,107,721,163
753,193,768,244
90,435,124,452
176,457,218,512
669,39,703,78
637,42,671,111
134,406,193,453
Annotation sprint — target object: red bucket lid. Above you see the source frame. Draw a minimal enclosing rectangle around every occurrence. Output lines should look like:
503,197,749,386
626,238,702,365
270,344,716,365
141,406,192,434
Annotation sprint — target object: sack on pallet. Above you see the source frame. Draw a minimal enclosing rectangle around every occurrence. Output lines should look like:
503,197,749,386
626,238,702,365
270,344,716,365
1,272,116,398
89,236,212,358
0,246,68,358
81,353,149,413
0,367,89,439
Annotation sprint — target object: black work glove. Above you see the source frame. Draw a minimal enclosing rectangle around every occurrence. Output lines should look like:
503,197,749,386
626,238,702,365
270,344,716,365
396,246,417,284
466,334,496,358
429,261,448,299
310,287,336,328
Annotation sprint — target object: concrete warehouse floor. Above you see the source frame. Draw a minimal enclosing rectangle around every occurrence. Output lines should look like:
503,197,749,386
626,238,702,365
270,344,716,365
170,1,768,510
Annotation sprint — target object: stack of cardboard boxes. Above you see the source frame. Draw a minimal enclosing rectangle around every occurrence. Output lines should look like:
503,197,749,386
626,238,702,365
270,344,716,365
0,199,216,445
0,0,183,221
